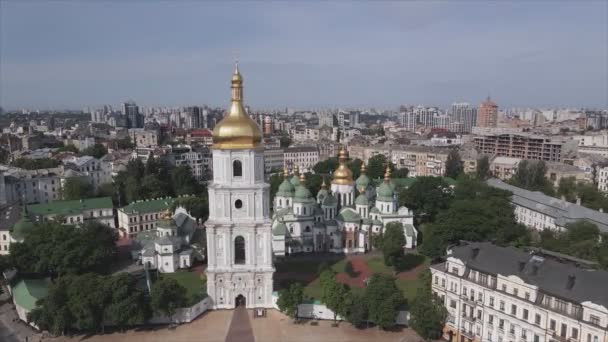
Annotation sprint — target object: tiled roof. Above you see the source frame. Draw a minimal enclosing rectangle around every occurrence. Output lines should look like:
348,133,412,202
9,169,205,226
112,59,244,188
28,197,113,216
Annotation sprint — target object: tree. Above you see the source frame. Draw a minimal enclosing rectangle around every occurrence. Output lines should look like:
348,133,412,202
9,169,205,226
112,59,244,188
11,158,61,170
171,165,201,196
409,270,447,340
348,158,364,179
277,282,303,321
345,292,368,328
151,277,188,321
365,274,404,329
140,175,169,199
55,144,79,154
367,155,394,179
510,160,554,196
114,136,135,150
79,143,108,159
10,221,118,276
61,177,94,200
319,270,349,322
29,277,72,336
476,156,490,180
556,177,577,203
381,222,406,266
67,273,109,332
105,273,151,329
124,176,142,203
444,149,463,178
280,136,292,148
171,195,209,221
398,177,453,222
313,157,339,175
392,168,409,178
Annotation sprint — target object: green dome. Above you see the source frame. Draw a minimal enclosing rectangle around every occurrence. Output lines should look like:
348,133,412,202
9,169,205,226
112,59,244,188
278,179,295,195
355,174,370,190
377,182,394,198
290,175,301,187
317,188,328,201
355,193,369,206
322,193,337,206
12,208,35,241
294,185,312,200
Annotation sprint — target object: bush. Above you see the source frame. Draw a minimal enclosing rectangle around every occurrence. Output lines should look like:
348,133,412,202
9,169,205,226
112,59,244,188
394,253,425,272
344,261,356,277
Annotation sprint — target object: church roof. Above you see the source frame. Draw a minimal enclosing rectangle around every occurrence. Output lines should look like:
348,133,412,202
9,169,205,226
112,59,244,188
337,208,361,223
294,185,312,200
355,193,369,206
404,224,416,237
273,223,287,236
370,207,380,214
321,193,337,206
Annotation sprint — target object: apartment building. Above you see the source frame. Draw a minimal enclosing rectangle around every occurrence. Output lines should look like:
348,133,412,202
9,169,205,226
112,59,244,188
597,167,608,193
291,128,320,143
117,197,175,237
391,146,450,177
264,148,284,173
473,133,572,162
128,128,160,147
283,145,319,173
2,166,65,204
63,155,112,188
0,204,21,255
431,241,608,342
488,178,608,233
165,145,211,181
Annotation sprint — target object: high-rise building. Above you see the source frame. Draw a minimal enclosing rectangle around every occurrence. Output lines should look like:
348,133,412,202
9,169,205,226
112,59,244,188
477,97,498,128
205,64,274,309
450,102,477,133
185,106,202,129
122,101,143,128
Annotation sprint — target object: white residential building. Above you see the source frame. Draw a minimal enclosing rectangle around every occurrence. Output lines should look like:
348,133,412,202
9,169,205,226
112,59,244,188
63,155,112,188
597,166,608,193
27,197,115,228
117,197,175,237
431,242,608,342
487,178,608,234
283,145,319,173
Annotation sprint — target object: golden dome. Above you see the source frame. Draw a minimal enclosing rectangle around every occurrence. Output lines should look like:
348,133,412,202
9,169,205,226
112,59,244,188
212,63,263,150
384,165,391,183
332,146,354,185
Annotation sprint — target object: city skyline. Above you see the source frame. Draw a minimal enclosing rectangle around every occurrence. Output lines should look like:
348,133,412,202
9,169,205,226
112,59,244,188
1,1,607,109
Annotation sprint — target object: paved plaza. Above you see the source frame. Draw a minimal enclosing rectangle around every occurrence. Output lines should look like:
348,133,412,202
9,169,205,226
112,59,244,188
48,309,424,342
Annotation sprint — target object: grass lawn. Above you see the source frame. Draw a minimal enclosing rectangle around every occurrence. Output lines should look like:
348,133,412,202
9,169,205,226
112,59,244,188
162,271,207,305
396,278,424,304
365,256,392,273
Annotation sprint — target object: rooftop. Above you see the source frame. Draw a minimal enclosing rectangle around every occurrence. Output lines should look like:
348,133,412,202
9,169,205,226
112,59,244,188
444,241,608,308
120,197,174,214
28,197,113,216
487,178,608,233
11,278,51,311
0,205,22,231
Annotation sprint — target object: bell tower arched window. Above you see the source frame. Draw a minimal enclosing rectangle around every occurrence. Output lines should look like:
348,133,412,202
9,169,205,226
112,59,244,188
235,236,245,264
233,160,242,177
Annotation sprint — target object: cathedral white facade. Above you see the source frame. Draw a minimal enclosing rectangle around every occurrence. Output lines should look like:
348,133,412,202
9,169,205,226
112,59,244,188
205,64,274,309
272,150,418,256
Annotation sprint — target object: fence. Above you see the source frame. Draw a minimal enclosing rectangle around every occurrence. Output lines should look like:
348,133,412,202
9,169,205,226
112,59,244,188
148,297,212,324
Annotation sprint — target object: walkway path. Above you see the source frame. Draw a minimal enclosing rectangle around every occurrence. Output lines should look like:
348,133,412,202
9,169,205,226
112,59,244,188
225,306,254,342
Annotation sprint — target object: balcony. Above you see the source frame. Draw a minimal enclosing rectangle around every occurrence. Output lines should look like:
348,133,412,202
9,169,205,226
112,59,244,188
460,329,475,339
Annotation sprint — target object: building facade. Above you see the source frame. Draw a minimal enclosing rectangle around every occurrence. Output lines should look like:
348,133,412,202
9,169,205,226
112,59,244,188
476,97,498,128
474,133,568,162
205,64,274,310
431,241,608,342
283,145,320,173
28,197,115,228
117,197,175,237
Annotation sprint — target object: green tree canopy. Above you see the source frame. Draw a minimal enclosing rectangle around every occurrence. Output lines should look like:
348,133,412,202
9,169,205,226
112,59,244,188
444,149,463,178
398,176,453,222
510,160,555,196
313,157,339,175
11,158,61,170
319,270,350,322
151,276,188,321
381,222,406,266
9,221,118,277
79,143,108,159
409,270,447,340
61,177,94,200
171,195,209,221
365,274,405,329
367,154,395,179
476,155,490,180
277,282,304,320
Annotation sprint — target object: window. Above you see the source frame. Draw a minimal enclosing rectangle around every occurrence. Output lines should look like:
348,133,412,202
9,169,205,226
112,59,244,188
235,200,243,209
560,323,567,337
511,304,517,315
535,313,541,325
488,315,494,325
498,319,504,330
534,335,540,342
499,300,505,311
509,323,515,335
477,292,482,302
234,236,245,264
441,279,446,288
449,300,456,308
549,319,556,331
233,160,242,177
502,284,507,291
513,288,518,296
555,298,568,313
489,296,494,307
434,276,438,285
525,292,530,300
590,315,600,325
523,309,529,320
572,328,578,339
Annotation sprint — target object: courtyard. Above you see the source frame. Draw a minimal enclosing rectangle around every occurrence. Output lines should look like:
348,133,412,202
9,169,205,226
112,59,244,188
50,309,425,342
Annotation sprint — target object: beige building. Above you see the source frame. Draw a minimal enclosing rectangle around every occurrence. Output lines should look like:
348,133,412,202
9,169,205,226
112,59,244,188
128,128,159,147
117,197,175,237
473,133,571,162
431,241,608,342
390,146,450,177
490,156,521,180
283,145,319,173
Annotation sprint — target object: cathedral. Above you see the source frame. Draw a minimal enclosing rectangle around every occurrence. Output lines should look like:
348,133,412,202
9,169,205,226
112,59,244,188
205,64,274,309
271,150,418,256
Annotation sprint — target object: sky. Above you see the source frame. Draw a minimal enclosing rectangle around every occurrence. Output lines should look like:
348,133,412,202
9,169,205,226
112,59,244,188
1,1,607,110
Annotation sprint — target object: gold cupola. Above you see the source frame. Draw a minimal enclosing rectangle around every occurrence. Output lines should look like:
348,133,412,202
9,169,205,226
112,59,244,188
212,62,263,149
331,146,354,185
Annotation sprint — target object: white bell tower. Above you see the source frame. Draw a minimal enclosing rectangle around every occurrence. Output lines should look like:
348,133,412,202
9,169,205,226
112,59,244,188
205,63,274,309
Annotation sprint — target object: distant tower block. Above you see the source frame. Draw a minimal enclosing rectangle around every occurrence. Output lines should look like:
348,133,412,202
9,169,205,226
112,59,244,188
264,115,273,135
